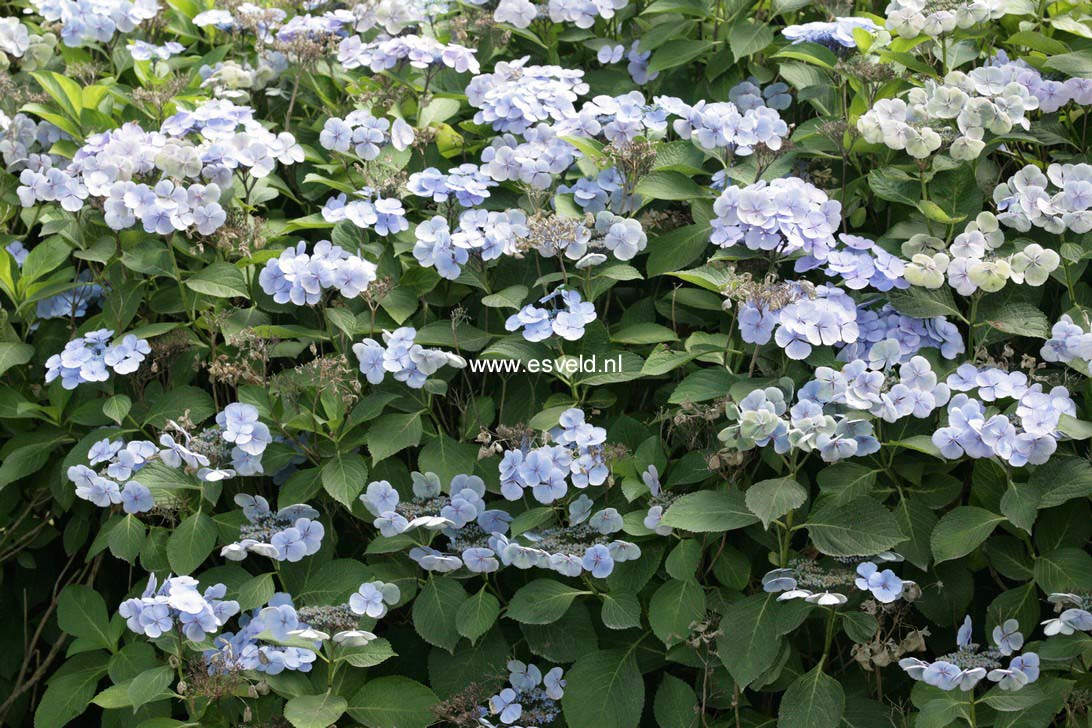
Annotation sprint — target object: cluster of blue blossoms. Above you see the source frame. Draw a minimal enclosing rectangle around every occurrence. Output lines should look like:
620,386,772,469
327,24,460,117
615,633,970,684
221,496,325,563
478,661,566,728
44,329,150,389
762,552,913,606
506,288,597,342
119,573,240,641
318,111,415,160
67,402,274,512
900,616,1040,692
31,0,159,47
258,240,378,305
931,365,1075,466
465,58,590,134
352,327,465,388
338,33,480,74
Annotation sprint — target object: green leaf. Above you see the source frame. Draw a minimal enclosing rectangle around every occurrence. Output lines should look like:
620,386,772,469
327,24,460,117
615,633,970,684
507,579,589,624
888,287,964,320
661,489,759,532
322,452,368,508
745,477,808,529
1045,48,1092,78
166,512,217,576
185,263,249,299
285,692,348,728
0,342,33,377
917,200,966,224
777,666,845,728
648,579,706,647
1056,414,1092,440
1031,456,1092,508
108,514,146,563
611,323,679,345
482,285,529,309
717,593,808,689
931,506,1006,564
34,662,107,728
102,395,132,425
347,676,437,728
646,224,712,277
366,412,423,463
635,171,707,201
237,573,276,612
562,649,645,728
653,674,699,728
336,637,397,668
456,588,500,642
648,40,714,74
127,665,174,710
600,591,643,630
803,497,902,557
57,585,115,652
729,20,774,60
982,302,1050,338
412,577,466,652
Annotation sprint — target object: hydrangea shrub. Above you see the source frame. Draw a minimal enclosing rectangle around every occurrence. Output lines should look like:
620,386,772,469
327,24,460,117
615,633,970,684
0,0,1091,726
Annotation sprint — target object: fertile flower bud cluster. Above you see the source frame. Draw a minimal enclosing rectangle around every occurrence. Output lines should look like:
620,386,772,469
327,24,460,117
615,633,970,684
763,552,912,606
466,58,590,134
932,365,1075,466
258,240,378,305
45,329,150,389
119,573,240,641
478,661,566,728
994,163,1092,235
352,327,466,388
857,74,1038,160
337,34,480,74
900,616,1039,692
884,0,1008,38
506,288,597,342
221,495,325,563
